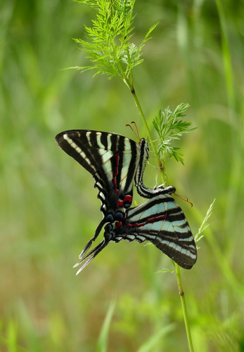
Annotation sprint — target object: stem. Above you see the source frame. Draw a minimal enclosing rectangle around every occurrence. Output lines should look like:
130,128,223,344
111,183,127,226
120,38,194,351
125,77,194,350
123,75,166,183
123,74,195,348
175,264,195,352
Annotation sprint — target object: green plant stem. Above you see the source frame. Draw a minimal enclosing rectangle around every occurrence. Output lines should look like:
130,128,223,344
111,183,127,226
116,32,194,348
175,264,194,352
123,76,167,183
124,72,194,350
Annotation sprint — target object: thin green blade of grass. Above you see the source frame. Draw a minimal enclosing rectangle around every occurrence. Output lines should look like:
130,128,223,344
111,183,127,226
96,299,116,352
0,319,28,352
195,199,215,243
137,323,175,352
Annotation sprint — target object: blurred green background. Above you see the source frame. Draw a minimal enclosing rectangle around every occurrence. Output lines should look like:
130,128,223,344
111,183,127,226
1,0,244,351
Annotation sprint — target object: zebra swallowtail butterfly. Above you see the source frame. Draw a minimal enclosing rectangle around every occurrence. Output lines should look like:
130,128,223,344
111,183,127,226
74,193,197,274
55,129,174,256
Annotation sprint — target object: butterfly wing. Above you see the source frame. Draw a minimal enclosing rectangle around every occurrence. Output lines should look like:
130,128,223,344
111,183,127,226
55,130,141,216
106,194,197,269
55,129,142,257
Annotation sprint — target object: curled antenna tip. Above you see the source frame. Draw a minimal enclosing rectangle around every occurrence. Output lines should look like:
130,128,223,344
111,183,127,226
126,121,140,140
175,193,193,207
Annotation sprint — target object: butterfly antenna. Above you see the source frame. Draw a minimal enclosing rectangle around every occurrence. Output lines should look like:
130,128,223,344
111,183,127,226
131,121,140,139
174,193,193,207
126,121,140,140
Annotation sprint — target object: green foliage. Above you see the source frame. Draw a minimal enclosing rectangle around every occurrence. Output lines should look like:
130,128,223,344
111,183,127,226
0,319,28,352
136,324,175,352
72,0,158,78
1,0,244,351
97,299,116,352
153,103,196,164
72,0,195,172
195,199,215,243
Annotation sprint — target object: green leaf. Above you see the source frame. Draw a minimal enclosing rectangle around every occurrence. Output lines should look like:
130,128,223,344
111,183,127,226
195,199,215,243
70,0,157,80
152,103,196,164
96,299,116,352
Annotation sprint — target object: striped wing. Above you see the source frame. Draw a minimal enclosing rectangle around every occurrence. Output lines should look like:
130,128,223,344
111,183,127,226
56,130,140,220
74,193,197,273
55,129,142,257
110,194,197,269
56,130,178,215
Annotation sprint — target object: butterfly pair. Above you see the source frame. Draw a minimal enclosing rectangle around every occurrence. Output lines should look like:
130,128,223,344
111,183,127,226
55,129,197,274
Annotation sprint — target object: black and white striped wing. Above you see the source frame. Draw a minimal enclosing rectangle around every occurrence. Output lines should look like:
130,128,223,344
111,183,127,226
107,194,197,269
56,130,177,213
56,130,141,220
74,193,197,273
